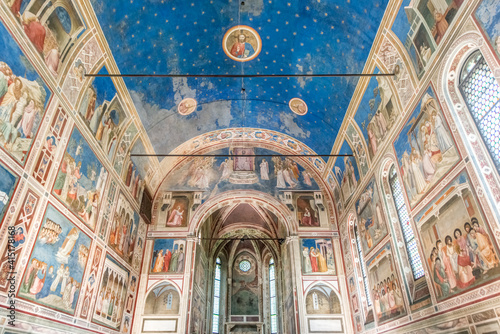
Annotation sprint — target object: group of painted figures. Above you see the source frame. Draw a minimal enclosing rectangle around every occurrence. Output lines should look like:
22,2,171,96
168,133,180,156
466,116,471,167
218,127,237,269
401,96,456,203
372,274,404,321
94,272,127,327
0,61,44,154
302,246,335,274
22,260,80,311
429,219,499,298
151,246,185,274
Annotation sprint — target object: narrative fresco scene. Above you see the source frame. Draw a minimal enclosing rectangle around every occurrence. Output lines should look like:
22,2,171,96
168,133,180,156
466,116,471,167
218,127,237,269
0,0,499,333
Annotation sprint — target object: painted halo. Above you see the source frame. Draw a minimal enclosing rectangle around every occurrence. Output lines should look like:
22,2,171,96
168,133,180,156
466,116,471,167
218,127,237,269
289,98,308,115
178,98,197,115
223,25,262,62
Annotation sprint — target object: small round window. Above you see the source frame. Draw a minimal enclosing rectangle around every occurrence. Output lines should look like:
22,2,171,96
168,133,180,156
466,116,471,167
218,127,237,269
239,260,251,272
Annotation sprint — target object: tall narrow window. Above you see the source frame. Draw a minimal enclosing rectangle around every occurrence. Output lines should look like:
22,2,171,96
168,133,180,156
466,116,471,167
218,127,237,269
212,257,221,334
459,50,500,171
269,258,278,334
354,226,372,306
389,166,425,279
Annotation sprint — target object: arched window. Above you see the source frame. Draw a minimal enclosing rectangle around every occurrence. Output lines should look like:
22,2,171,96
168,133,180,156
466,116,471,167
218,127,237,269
354,225,372,306
389,166,425,279
459,50,500,172
269,258,278,334
212,257,222,334
312,292,319,310
166,292,173,310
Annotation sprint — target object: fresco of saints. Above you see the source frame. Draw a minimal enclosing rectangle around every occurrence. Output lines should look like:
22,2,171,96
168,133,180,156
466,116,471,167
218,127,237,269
230,34,255,59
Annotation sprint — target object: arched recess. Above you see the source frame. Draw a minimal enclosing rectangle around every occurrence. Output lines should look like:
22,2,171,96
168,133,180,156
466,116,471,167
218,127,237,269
143,280,182,316
303,281,343,315
438,30,500,213
189,190,297,237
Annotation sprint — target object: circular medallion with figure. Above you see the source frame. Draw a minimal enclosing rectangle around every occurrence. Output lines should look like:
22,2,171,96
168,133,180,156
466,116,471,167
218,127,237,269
178,98,197,115
223,25,261,62
289,98,308,115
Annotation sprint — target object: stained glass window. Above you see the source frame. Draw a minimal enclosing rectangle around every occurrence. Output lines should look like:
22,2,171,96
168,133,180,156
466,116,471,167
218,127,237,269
354,225,372,306
459,50,500,172
269,258,278,334
212,257,221,334
389,166,425,279
239,260,251,272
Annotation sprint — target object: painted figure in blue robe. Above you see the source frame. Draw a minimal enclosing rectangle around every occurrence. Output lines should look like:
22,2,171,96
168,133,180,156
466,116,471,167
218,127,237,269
37,265,54,300
230,34,255,59
13,227,25,248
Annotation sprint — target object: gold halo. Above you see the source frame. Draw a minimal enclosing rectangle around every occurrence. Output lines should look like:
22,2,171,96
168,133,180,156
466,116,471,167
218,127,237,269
289,98,308,116
178,98,197,115
223,25,262,62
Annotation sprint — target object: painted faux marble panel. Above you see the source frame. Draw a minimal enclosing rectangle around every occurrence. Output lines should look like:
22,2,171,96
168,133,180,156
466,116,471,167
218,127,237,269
18,204,91,315
415,171,500,301
0,22,50,164
52,126,108,230
301,238,336,275
393,86,459,208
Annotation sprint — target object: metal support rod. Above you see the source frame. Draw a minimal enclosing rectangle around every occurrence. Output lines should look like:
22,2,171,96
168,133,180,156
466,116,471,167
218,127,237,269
86,73,394,78
130,154,353,157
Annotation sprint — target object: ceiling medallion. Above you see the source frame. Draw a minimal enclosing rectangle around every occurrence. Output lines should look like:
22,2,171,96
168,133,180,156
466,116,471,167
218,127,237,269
178,98,197,115
223,25,262,62
289,98,308,115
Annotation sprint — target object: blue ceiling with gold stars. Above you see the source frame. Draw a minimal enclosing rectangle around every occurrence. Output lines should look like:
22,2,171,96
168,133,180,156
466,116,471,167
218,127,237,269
90,0,389,155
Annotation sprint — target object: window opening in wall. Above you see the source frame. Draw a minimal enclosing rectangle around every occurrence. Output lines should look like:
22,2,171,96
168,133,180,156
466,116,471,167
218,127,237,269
312,292,319,310
212,257,221,334
389,166,425,279
354,225,372,306
269,258,278,334
459,50,500,171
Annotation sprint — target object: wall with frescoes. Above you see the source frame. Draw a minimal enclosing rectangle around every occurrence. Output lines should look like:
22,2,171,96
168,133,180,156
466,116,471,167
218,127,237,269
337,0,500,333
0,0,499,334
0,1,150,333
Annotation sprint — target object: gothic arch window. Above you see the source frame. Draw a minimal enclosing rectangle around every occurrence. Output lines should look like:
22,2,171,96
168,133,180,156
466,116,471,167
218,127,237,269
459,50,500,172
353,219,372,306
312,292,319,310
388,165,424,279
212,257,222,334
269,258,278,334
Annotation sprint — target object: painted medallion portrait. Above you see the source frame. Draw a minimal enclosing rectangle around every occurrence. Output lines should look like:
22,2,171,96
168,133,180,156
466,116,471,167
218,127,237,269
289,98,308,116
223,25,261,62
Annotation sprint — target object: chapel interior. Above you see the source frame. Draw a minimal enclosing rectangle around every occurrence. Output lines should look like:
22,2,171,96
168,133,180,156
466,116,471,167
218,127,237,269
0,0,499,333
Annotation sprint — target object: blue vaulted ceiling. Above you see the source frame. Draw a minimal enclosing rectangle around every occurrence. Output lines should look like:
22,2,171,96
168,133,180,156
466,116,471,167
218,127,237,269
90,0,389,156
